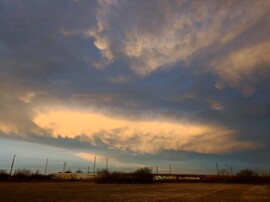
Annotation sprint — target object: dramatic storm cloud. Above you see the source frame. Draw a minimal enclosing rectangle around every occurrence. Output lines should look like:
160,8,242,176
0,0,270,172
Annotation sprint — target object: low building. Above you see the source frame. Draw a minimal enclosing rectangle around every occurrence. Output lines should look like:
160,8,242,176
52,172,94,180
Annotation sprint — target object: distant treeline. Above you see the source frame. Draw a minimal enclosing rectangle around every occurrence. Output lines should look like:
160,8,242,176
0,169,52,182
1,168,270,184
96,167,154,184
205,169,270,184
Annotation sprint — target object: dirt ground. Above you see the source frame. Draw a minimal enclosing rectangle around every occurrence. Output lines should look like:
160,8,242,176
0,182,270,202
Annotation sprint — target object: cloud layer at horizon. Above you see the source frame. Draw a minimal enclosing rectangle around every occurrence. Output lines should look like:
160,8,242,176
1,0,270,167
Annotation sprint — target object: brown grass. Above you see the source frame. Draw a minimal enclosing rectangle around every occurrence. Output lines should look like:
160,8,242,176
0,182,270,202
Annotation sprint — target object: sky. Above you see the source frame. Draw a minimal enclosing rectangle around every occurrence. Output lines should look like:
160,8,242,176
0,0,270,174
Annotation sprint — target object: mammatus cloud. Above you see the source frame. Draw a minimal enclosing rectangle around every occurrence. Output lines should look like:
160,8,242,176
86,0,270,96
1,0,270,168
0,78,261,156
31,107,258,154
212,42,270,97
89,0,269,71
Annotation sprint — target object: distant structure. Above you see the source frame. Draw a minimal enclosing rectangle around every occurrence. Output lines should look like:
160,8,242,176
52,172,94,180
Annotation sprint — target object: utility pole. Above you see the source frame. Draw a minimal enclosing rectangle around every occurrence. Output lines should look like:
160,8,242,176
169,165,171,174
87,166,90,173
9,154,16,176
216,163,219,175
45,158,48,175
93,156,96,175
156,166,159,175
106,157,108,172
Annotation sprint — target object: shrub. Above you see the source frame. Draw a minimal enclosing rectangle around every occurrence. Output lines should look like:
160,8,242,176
236,169,257,177
0,169,9,181
110,171,130,183
64,170,72,173
76,169,83,173
11,169,32,181
96,167,153,184
133,167,153,183
96,169,129,183
10,169,52,182
235,169,259,183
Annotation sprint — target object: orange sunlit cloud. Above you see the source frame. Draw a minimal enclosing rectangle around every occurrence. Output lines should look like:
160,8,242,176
0,122,18,135
33,107,259,154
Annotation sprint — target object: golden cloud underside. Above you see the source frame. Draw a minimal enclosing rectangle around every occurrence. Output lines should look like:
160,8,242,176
31,107,258,154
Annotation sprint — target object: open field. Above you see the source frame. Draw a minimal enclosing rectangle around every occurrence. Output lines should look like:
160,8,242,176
0,182,270,202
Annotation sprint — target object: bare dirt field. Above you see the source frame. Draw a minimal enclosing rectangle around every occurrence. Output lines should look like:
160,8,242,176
0,182,270,202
